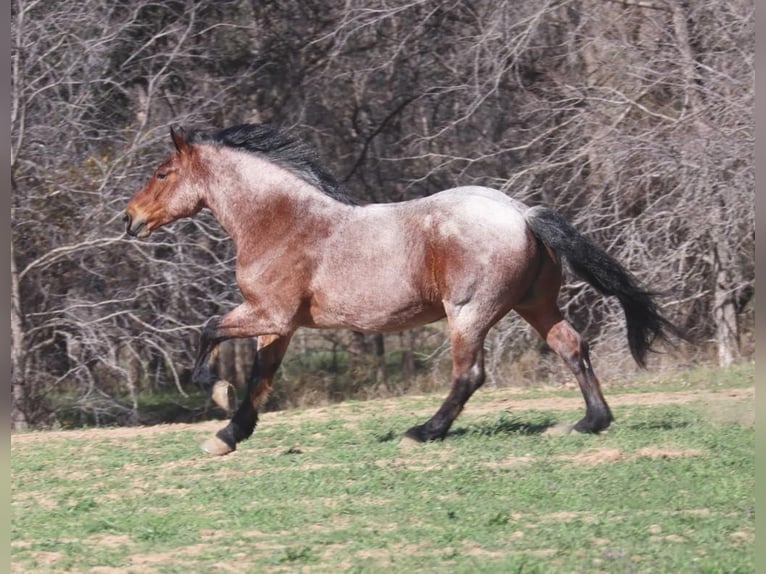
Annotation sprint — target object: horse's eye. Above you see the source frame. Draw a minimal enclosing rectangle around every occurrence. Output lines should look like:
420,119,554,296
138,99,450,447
157,172,167,180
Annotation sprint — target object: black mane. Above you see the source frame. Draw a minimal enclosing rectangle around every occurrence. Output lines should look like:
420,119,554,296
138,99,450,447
187,123,355,205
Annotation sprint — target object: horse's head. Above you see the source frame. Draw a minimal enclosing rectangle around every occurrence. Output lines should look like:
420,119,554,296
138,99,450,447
124,126,205,238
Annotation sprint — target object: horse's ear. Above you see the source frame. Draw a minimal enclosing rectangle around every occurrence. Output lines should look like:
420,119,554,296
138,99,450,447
170,125,189,154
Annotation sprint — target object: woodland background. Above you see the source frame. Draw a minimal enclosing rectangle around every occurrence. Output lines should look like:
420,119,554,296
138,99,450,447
10,0,754,429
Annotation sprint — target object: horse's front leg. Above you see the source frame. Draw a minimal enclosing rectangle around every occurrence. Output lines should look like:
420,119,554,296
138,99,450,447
191,315,226,392
202,333,293,456
191,303,275,390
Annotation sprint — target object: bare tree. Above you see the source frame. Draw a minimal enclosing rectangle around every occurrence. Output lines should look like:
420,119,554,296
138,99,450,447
11,0,753,429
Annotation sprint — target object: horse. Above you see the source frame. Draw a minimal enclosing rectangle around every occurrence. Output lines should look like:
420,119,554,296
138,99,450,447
124,123,682,456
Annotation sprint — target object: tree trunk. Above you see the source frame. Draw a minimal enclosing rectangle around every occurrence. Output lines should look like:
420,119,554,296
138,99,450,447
217,340,236,384
349,331,369,355
373,333,385,386
668,0,741,366
712,243,740,366
11,242,28,430
400,331,416,379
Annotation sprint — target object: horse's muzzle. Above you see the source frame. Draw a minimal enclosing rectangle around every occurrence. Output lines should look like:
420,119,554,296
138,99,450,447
123,212,148,238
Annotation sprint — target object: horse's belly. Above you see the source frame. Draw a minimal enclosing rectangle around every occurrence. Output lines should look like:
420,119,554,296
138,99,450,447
306,292,445,332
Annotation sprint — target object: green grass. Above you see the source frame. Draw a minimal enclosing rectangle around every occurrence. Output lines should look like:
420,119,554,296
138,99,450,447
11,364,754,573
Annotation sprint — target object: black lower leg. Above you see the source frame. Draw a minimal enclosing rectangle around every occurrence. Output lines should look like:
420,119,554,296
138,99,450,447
571,346,613,433
215,401,258,450
573,390,613,433
213,351,265,450
404,408,456,442
405,371,482,442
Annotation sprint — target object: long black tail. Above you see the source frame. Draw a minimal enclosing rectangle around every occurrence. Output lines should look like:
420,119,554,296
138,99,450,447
524,206,684,368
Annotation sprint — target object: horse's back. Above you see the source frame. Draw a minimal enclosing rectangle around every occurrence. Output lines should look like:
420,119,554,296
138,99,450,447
425,185,528,211
308,186,541,332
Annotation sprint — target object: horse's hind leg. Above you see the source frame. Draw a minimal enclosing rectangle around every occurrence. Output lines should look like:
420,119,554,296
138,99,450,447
202,333,292,456
517,306,613,433
405,320,487,442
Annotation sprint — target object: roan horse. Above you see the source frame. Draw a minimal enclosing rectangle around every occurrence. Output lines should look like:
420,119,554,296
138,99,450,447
124,123,681,456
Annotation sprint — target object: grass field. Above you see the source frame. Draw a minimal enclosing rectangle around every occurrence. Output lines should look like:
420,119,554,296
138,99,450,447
11,363,754,573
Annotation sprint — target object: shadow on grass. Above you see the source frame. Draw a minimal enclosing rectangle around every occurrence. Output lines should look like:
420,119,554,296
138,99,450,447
373,412,558,443
448,412,559,439
621,419,693,431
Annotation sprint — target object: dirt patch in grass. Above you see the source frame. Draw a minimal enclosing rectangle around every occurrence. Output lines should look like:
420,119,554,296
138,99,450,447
562,446,703,466
354,542,432,566
481,455,536,470
729,529,755,545
31,550,63,566
11,550,64,574
10,420,217,443
461,542,508,559
87,533,133,549
126,544,210,567
13,491,59,511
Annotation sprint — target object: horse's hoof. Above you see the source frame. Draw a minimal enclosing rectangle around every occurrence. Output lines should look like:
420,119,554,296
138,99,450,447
573,415,612,434
201,436,236,456
211,380,237,414
543,423,575,436
403,425,428,443
403,424,446,443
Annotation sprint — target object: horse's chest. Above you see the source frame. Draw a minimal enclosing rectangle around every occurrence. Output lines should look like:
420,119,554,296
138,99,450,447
235,251,311,297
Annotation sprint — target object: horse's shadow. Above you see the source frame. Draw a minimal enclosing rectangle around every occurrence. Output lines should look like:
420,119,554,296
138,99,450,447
448,410,694,438
447,413,558,439
375,412,558,443
619,419,692,431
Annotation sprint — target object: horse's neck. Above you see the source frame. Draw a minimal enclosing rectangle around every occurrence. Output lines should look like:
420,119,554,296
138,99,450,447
201,156,346,251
